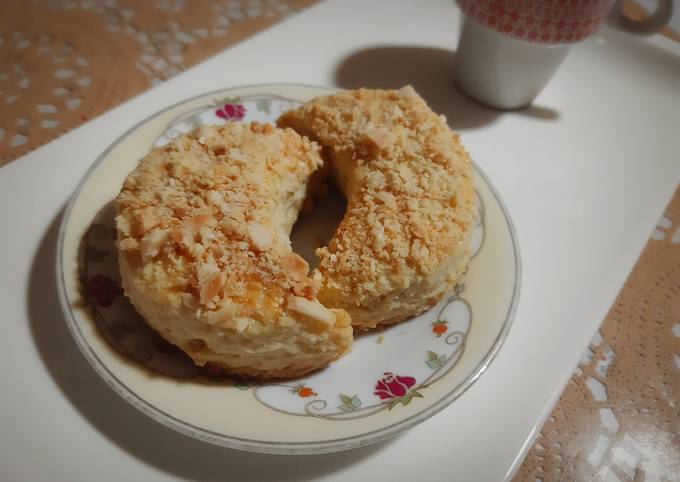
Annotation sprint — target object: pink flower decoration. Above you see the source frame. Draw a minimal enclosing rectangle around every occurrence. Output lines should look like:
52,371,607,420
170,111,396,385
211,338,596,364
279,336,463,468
374,372,416,400
216,103,246,121
89,274,120,308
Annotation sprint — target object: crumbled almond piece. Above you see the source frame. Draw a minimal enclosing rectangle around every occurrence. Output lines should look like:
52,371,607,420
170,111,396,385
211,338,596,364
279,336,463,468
203,301,237,324
182,293,199,309
364,127,394,151
282,252,309,282
374,191,396,208
182,214,217,242
115,215,131,236
233,317,250,332
119,237,139,251
196,255,219,280
206,190,222,205
398,84,418,98
247,223,273,251
220,205,245,224
199,226,216,243
200,273,223,305
293,282,316,299
193,244,207,258
139,228,166,260
131,208,159,237
287,296,336,325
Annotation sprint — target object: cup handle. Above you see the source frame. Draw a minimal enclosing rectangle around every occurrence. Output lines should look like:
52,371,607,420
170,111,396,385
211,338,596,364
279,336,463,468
613,0,673,34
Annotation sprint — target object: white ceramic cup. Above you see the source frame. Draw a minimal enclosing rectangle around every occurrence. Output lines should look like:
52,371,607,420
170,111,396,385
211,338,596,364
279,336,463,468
455,17,571,110
454,0,673,110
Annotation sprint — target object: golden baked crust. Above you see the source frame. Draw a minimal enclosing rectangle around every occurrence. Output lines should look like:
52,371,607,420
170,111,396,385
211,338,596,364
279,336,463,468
116,122,353,379
278,87,476,330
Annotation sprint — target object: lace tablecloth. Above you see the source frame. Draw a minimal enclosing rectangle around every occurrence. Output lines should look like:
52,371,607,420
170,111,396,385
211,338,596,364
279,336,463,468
515,190,680,481
0,0,316,165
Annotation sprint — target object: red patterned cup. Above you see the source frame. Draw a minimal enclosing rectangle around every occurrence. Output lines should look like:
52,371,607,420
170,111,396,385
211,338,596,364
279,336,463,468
453,0,671,109
457,0,616,45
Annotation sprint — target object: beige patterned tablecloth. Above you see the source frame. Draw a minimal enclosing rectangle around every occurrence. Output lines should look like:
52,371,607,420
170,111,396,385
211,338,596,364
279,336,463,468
515,189,680,481
1,1,678,480
0,0,316,165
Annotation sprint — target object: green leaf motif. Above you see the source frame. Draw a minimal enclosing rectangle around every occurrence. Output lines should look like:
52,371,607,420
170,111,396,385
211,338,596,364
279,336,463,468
234,383,251,390
338,393,361,412
403,390,422,406
388,389,424,409
256,98,271,114
425,359,440,369
218,96,237,106
425,351,446,369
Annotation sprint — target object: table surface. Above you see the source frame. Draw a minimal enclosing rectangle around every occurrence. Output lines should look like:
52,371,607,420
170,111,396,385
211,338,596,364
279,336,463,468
1,0,679,481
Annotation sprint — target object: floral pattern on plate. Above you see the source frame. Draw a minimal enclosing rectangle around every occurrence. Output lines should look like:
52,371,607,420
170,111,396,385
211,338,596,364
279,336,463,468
250,284,470,420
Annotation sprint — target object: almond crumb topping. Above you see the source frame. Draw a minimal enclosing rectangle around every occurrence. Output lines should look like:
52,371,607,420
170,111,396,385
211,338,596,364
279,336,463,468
287,296,336,325
278,87,475,328
247,223,273,252
116,122,329,323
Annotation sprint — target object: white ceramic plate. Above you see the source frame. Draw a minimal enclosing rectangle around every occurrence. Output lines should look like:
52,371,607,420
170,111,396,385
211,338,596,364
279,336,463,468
57,84,520,455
